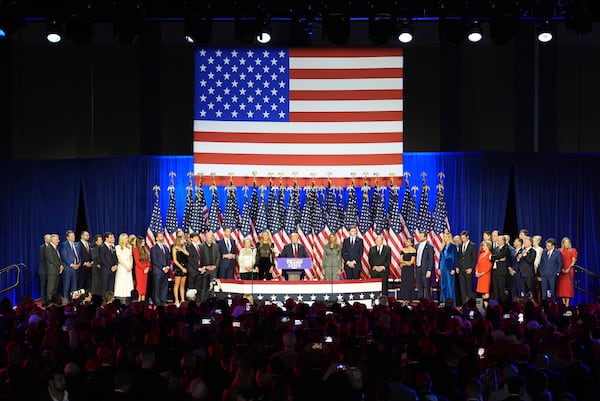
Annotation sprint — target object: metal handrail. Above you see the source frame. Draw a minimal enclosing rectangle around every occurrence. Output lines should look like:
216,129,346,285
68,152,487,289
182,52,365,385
0,263,26,296
572,264,600,300
573,264,600,279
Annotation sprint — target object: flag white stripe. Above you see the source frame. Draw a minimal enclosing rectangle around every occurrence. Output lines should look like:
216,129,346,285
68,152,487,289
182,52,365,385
193,120,403,134
290,56,404,69
194,142,403,155
193,164,404,178
290,78,403,91
290,99,403,112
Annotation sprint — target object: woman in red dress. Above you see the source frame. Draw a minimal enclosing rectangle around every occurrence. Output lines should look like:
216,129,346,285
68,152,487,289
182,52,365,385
133,236,151,301
475,241,493,300
557,237,577,307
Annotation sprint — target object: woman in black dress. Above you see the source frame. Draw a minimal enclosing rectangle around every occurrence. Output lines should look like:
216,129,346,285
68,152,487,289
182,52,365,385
400,238,417,301
256,230,275,280
171,235,189,306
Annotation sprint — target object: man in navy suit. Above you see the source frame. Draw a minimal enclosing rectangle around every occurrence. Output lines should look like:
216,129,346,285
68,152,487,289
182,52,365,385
99,232,118,296
78,231,93,292
217,227,237,279
539,238,563,300
59,230,81,300
415,231,435,299
150,232,172,306
456,230,478,304
186,232,203,296
280,233,309,280
519,236,537,298
490,235,511,299
341,226,364,279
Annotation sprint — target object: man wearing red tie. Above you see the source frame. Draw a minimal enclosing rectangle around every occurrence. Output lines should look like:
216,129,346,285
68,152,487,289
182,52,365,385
539,238,563,300
186,233,203,296
280,233,309,280
78,231,93,293
59,230,81,300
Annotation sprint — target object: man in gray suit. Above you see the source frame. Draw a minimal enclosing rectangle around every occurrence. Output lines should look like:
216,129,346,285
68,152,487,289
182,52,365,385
44,234,64,304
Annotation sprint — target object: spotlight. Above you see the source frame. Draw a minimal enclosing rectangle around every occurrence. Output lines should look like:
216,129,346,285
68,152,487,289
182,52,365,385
537,21,553,43
184,16,212,44
397,23,414,44
467,23,483,43
0,29,5,39
46,20,63,43
256,29,271,44
369,13,394,44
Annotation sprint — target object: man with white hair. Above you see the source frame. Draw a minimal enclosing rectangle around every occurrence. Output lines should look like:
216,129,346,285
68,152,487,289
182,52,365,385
280,232,309,280
368,236,392,296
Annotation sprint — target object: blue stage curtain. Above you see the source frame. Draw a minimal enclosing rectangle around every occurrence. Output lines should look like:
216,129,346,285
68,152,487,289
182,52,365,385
514,153,600,303
0,160,80,305
404,152,512,239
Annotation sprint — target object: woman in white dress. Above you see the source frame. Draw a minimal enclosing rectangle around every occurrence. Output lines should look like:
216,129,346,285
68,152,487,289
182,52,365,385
114,233,134,299
238,237,258,280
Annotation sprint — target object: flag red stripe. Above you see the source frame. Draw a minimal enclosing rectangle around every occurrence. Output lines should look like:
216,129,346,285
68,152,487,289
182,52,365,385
290,89,403,101
290,68,403,79
290,48,403,57
194,153,403,166
290,111,403,122
194,132,403,144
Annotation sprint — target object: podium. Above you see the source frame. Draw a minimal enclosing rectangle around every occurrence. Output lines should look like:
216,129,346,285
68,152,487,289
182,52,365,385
277,258,312,281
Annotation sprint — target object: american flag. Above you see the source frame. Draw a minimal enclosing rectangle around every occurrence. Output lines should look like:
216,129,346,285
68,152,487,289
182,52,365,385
298,189,315,280
207,186,222,236
248,185,259,243
284,188,299,235
337,190,346,239
145,193,163,249
344,186,358,231
182,186,194,233
255,191,269,235
373,188,388,235
358,190,374,279
416,180,433,236
191,186,208,236
325,186,341,234
311,190,328,279
401,181,418,237
222,186,240,230
193,47,404,185
431,181,450,270
272,187,288,278
239,192,252,238
164,188,178,247
386,187,406,280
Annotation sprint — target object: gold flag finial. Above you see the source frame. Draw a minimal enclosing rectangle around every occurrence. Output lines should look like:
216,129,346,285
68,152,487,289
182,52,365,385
196,173,203,186
169,171,176,187
403,171,411,187
210,172,216,186
389,172,395,186
350,172,357,187
228,172,235,187
267,172,274,186
187,171,194,186
436,183,444,194
152,185,160,199
411,185,419,199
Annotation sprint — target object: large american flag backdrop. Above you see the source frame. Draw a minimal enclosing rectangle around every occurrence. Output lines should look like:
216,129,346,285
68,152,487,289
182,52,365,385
193,47,404,186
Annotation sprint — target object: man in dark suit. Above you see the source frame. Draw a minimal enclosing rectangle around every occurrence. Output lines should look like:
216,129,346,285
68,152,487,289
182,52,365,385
509,237,523,300
39,234,50,305
150,232,172,306
519,236,537,298
78,230,93,292
456,230,477,304
186,232,203,297
368,236,392,296
59,230,81,300
217,227,237,279
99,232,118,296
280,232,309,280
341,226,364,279
200,231,221,303
44,234,64,303
539,238,563,300
490,235,511,299
415,231,435,299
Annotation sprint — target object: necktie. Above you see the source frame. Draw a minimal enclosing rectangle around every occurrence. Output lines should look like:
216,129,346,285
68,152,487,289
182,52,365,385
294,245,298,258
462,243,466,253
195,244,200,256
71,243,79,264
351,238,354,246
84,242,89,253
548,250,551,259
226,239,231,252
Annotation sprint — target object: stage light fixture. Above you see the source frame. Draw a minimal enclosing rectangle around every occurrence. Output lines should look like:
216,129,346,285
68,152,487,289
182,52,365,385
322,12,350,45
235,16,259,44
46,20,63,43
369,13,394,44
184,16,212,44
467,23,483,42
397,23,414,44
537,21,553,43
256,29,272,44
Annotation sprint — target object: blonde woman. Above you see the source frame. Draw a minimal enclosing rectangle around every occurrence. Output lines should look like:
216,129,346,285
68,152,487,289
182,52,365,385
172,235,189,306
322,234,342,281
256,231,275,280
238,237,258,280
557,237,577,306
114,233,134,299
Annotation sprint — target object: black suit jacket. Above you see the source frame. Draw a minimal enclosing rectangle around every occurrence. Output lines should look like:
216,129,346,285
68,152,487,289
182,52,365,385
520,247,536,278
368,245,392,272
150,243,172,277
280,243,309,258
341,236,364,269
78,240,92,264
99,243,118,275
44,244,62,275
457,241,478,271
200,242,221,268
217,238,237,269
39,243,48,274
417,241,435,272
491,245,511,276
186,242,202,272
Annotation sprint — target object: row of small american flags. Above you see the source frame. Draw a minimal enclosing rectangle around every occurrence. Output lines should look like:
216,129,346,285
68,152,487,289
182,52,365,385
145,172,450,281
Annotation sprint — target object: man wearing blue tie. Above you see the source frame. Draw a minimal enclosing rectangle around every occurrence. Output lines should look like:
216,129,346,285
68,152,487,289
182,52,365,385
99,232,118,296
151,232,172,306
217,227,237,279
539,238,563,300
341,226,364,279
59,230,81,300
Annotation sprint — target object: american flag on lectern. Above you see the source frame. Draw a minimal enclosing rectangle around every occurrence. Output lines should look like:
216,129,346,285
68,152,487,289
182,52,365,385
193,47,403,183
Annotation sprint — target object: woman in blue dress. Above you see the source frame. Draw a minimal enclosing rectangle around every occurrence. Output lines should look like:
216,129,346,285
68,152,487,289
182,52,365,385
439,231,457,304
